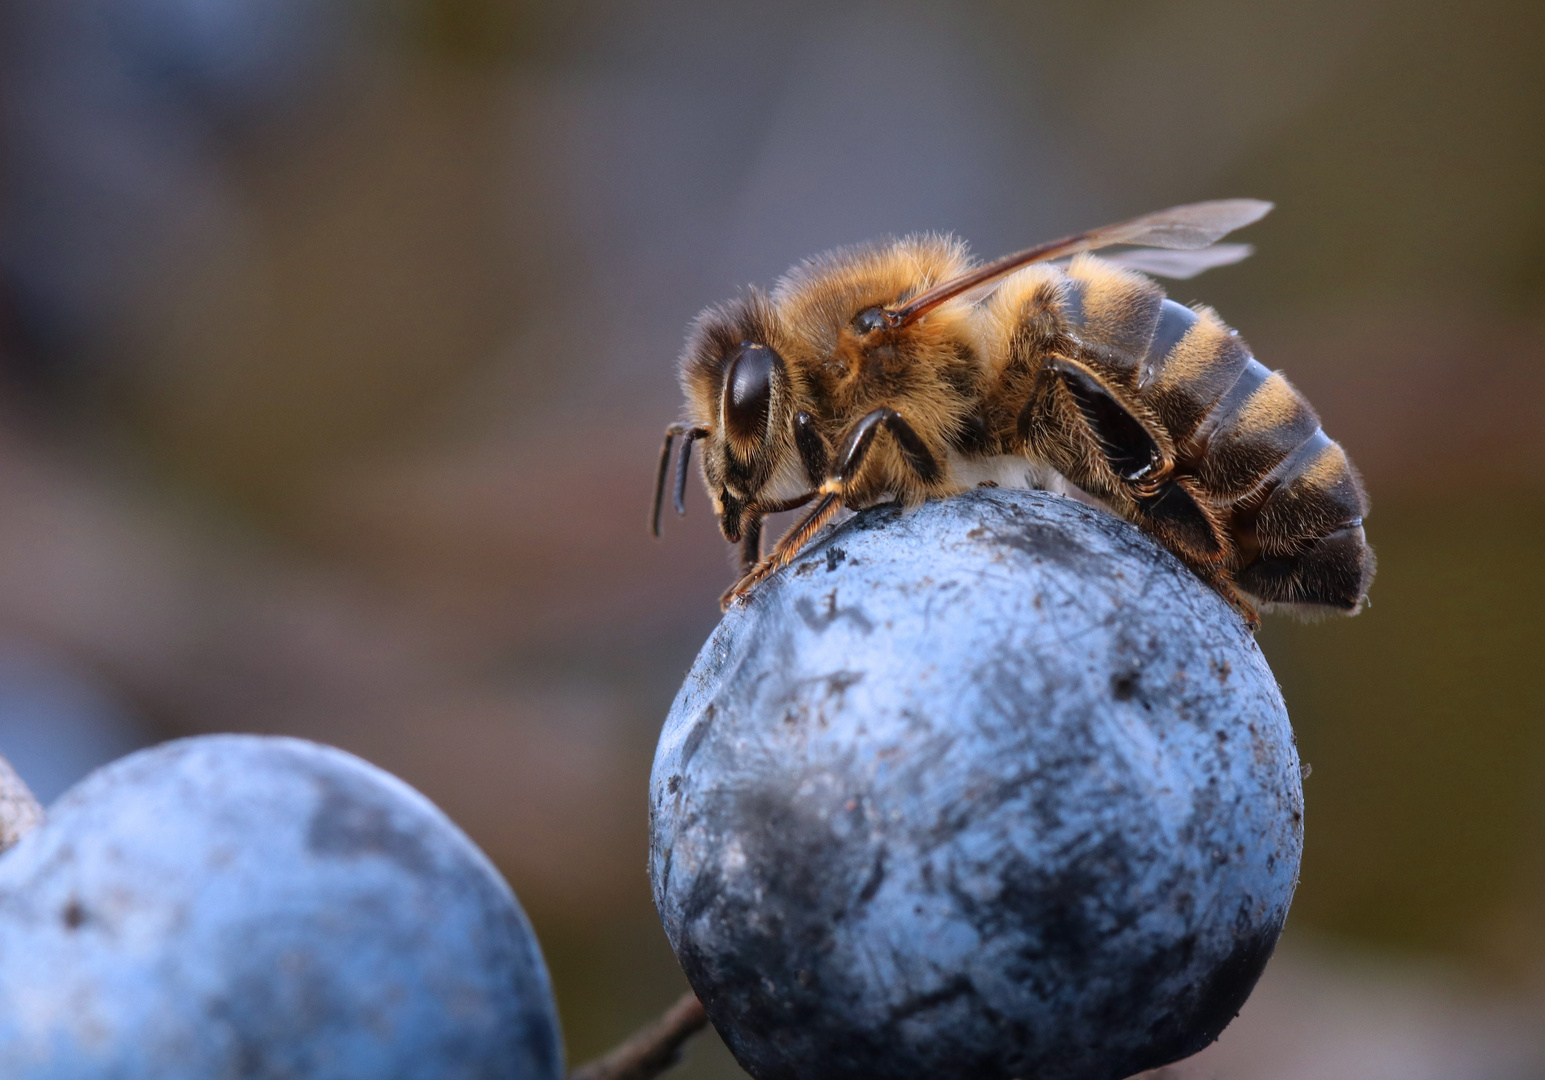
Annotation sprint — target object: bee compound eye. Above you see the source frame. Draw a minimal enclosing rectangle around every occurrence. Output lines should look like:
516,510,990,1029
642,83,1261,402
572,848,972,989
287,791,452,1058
722,341,777,443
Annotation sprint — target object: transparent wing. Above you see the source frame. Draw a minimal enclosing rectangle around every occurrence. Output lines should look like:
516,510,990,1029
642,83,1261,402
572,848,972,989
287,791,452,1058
1091,200,1272,251
1088,243,1255,279
889,200,1272,327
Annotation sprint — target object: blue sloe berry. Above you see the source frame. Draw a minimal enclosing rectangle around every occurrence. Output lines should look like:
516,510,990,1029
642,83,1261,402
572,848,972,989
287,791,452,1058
0,734,563,1080
651,488,1302,1080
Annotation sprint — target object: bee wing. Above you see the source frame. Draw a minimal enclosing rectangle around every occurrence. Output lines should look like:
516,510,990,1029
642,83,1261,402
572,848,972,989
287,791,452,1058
1084,243,1255,280
1091,200,1272,251
891,200,1272,326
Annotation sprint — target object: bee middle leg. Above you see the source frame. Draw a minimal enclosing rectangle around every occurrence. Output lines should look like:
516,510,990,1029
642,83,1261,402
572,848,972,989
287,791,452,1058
722,408,938,607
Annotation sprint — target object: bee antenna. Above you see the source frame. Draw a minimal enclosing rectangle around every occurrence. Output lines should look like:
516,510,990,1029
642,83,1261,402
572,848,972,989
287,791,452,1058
674,427,709,519
652,426,683,538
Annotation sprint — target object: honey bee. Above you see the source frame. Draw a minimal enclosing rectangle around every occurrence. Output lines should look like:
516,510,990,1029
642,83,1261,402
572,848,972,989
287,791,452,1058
651,201,1373,627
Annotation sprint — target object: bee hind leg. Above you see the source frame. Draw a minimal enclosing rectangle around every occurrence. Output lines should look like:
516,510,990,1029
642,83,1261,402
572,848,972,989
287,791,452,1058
1128,478,1257,628
1206,573,1261,631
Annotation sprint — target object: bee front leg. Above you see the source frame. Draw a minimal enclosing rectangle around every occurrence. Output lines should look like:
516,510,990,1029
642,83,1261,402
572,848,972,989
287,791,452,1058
721,491,844,608
722,408,939,608
740,515,764,572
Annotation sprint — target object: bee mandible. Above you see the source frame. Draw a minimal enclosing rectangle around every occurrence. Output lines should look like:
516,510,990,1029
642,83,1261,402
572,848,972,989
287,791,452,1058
651,201,1373,627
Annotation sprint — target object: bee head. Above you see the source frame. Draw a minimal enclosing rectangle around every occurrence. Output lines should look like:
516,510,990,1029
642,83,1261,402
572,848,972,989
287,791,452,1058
678,291,798,543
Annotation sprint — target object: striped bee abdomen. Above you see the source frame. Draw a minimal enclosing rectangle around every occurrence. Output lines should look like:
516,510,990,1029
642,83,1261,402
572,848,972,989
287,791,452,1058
1234,432,1373,611
1193,360,1321,498
1151,316,1370,611
1139,303,1251,444
1057,258,1373,614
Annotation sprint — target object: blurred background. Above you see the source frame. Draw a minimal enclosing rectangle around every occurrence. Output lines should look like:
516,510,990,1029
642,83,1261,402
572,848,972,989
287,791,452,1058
0,0,1541,1076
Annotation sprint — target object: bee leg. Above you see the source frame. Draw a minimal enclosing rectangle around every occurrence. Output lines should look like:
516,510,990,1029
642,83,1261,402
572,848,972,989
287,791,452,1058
721,492,844,608
740,515,764,572
793,410,829,486
1131,479,1228,565
723,408,939,607
1208,573,1261,631
1030,365,1255,621
1041,358,1171,484
834,407,941,486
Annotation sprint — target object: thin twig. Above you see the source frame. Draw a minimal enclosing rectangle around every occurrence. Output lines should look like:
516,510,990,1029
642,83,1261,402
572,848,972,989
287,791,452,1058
568,991,710,1080
0,753,43,854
